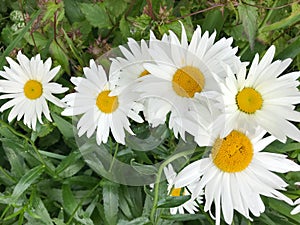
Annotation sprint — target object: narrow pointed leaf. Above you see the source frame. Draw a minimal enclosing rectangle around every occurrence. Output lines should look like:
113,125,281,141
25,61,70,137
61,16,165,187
238,3,258,49
157,195,191,208
103,180,119,225
11,165,44,203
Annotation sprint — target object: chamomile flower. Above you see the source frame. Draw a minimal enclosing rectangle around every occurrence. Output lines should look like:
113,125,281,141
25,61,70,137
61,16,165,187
218,45,300,142
175,128,300,225
0,51,68,130
138,22,243,139
164,164,202,214
61,59,143,145
291,182,300,215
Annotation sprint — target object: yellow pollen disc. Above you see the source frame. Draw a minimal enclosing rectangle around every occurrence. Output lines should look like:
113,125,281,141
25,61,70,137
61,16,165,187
139,70,150,77
96,90,119,113
170,187,183,197
24,80,43,100
211,130,253,173
236,87,263,114
172,66,205,98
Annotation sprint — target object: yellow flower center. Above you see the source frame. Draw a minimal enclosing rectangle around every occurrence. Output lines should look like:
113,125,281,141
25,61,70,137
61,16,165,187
170,187,184,197
236,87,263,114
172,66,205,98
96,90,119,113
23,80,43,100
139,70,150,77
211,130,253,173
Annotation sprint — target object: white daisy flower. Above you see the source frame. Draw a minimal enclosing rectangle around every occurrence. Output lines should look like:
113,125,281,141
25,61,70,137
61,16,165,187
164,164,202,214
109,38,153,88
175,128,300,225
61,59,143,145
137,22,243,139
218,45,300,142
0,51,68,130
291,182,300,215
109,34,170,127
110,31,170,88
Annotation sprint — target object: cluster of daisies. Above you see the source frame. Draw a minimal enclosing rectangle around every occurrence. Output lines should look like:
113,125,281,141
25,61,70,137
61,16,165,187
0,22,300,224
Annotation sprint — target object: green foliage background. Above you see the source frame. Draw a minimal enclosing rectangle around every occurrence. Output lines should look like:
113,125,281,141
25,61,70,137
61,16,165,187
0,0,300,224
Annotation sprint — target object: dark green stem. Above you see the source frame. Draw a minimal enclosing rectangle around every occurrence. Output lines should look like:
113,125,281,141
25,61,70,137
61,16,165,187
150,149,195,224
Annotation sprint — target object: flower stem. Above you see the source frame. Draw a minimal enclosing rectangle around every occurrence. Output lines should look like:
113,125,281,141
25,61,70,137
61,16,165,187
0,120,54,176
109,142,119,172
150,149,195,224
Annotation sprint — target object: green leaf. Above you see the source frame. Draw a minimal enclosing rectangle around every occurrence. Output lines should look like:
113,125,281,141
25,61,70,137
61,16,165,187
56,150,85,178
0,166,15,186
119,192,133,219
160,213,206,221
79,138,114,180
24,32,49,49
226,24,248,42
49,40,70,75
268,198,300,223
80,2,112,29
62,183,78,215
117,217,151,225
202,9,227,35
84,195,100,219
158,21,182,38
58,159,85,178
157,195,191,208
42,1,64,22
131,161,158,175
31,123,55,140
120,16,131,39
26,192,52,225
265,140,300,153
1,27,14,46
64,0,85,24
125,124,168,151
142,193,153,217
11,165,44,203
51,112,74,139
102,180,119,225
38,128,61,148
259,213,280,225
275,36,300,60
2,139,26,179
0,9,42,69
67,175,99,188
3,207,24,221
38,149,65,160
238,3,258,49
119,186,143,219
104,0,127,18
0,124,19,140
